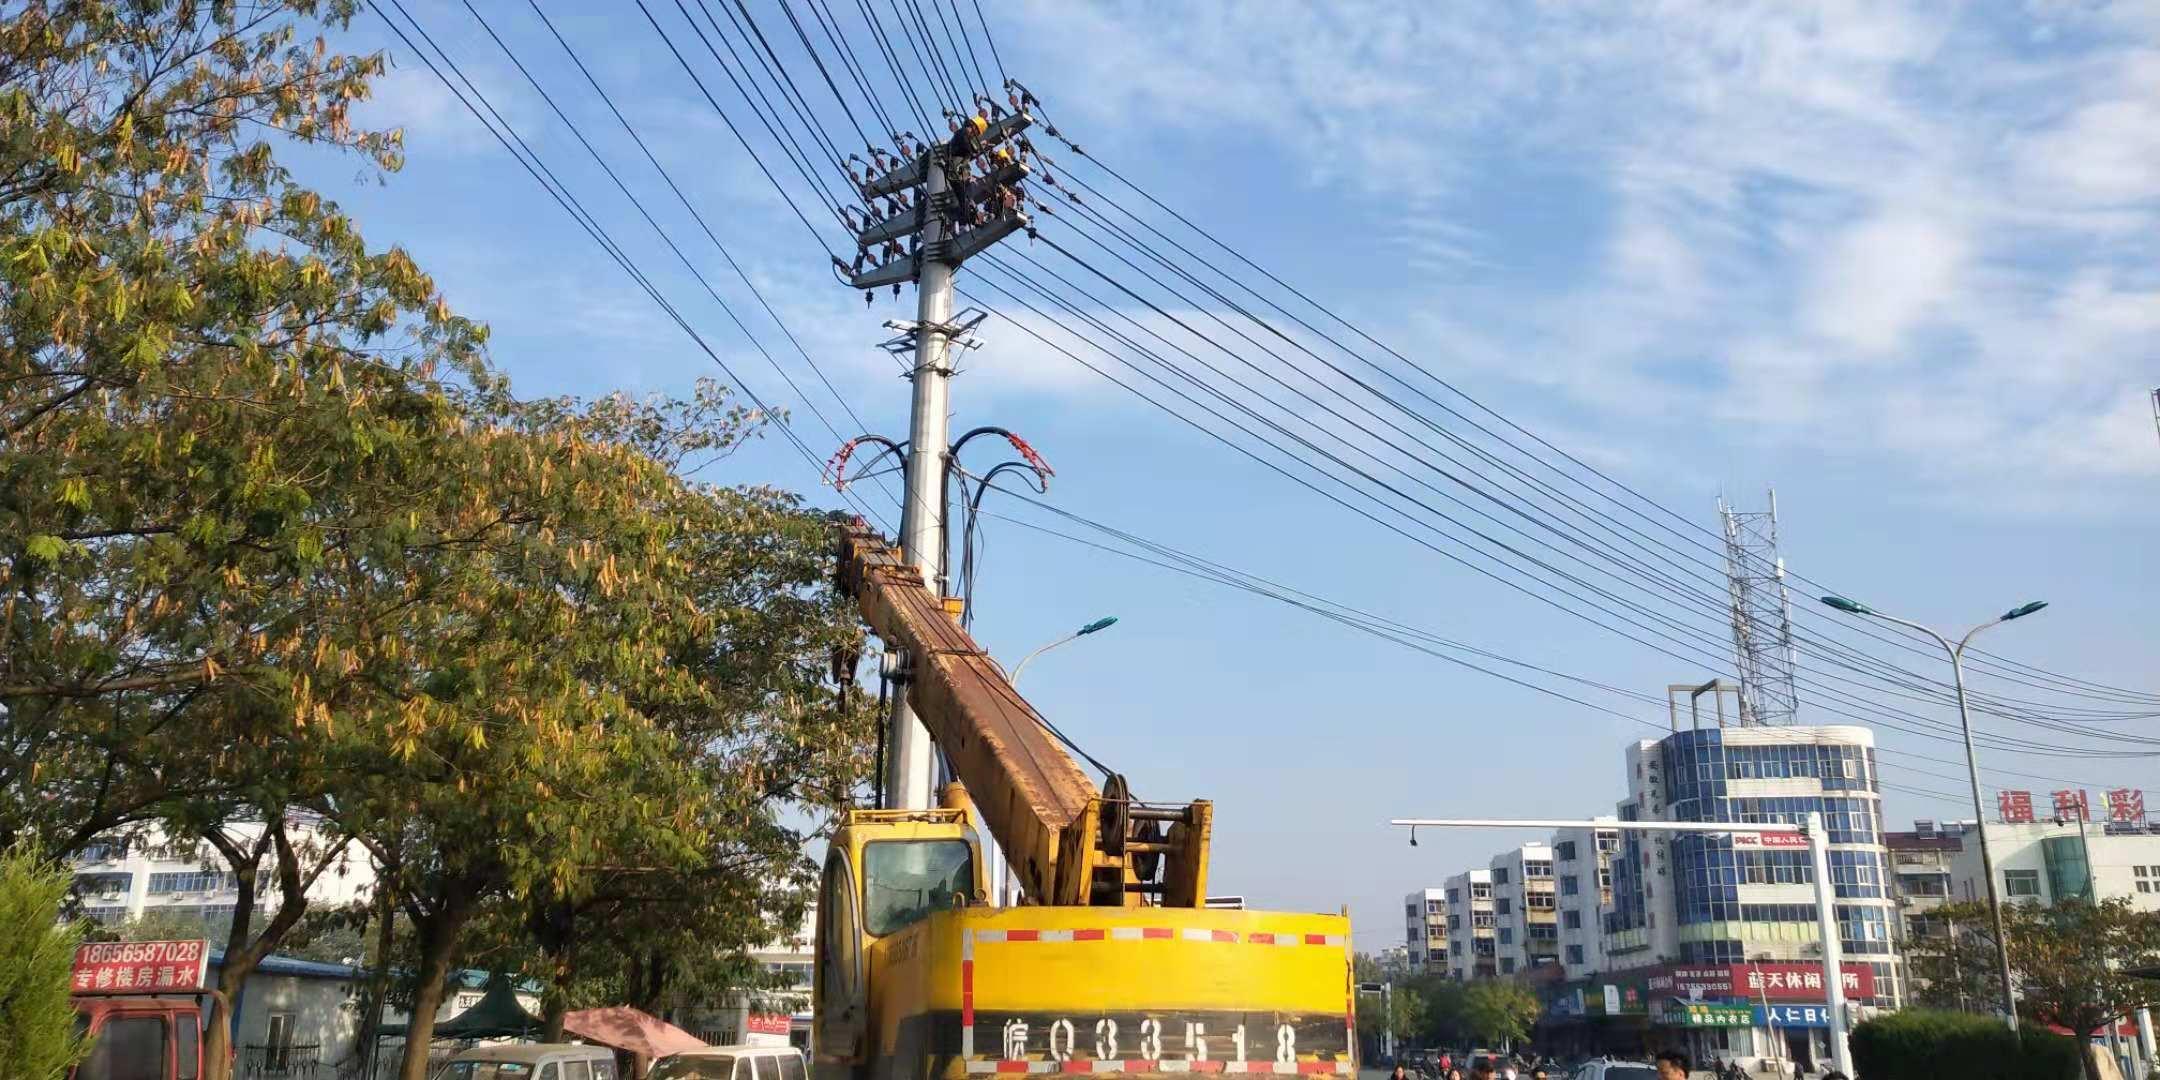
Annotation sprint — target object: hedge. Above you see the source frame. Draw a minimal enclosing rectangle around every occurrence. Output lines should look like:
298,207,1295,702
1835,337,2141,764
1848,1009,2084,1080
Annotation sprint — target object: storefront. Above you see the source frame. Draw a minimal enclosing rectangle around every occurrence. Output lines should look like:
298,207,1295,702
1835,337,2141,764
1538,973,1653,1059
1641,962,1881,1073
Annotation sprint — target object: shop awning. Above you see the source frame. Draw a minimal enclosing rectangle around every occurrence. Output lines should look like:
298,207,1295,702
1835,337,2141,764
563,1006,708,1058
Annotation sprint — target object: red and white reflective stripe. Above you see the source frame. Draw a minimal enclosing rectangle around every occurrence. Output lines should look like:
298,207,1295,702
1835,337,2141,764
963,1062,1351,1075
967,929,1344,947
961,930,976,1059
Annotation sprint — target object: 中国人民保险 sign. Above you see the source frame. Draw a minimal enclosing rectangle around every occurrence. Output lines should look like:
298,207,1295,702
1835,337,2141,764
1730,831,1808,849
71,939,208,994
1659,1001,1753,1028
1646,962,1875,1002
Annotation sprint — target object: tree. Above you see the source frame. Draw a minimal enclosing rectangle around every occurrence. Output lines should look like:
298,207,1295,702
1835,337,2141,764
1459,980,1540,1050
1906,898,2160,1080
0,844,89,1080
308,384,870,1080
1357,985,1427,1050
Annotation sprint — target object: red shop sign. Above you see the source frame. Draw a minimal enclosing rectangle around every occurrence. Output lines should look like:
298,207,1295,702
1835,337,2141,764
71,939,209,995
1647,962,1876,1002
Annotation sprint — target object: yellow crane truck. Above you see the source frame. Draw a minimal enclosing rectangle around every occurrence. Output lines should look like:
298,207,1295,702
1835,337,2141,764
815,520,1355,1080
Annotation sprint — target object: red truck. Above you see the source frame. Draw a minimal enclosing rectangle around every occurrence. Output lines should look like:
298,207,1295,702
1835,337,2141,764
68,939,216,1080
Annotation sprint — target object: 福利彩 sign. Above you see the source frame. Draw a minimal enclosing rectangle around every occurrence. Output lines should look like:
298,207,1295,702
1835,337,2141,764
71,939,209,994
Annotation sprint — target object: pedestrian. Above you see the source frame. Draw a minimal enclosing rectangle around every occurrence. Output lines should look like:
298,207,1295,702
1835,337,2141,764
1390,1063,1411,1080
1652,1050,1689,1080
1470,1060,1495,1080
1437,1052,1453,1076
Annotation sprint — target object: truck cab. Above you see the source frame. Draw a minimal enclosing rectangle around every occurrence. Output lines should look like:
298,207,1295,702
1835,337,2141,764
71,996,203,1080
67,938,212,1080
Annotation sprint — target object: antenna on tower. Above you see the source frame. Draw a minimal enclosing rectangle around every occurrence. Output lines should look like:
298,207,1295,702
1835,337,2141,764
1719,490,1801,727
2150,387,2158,451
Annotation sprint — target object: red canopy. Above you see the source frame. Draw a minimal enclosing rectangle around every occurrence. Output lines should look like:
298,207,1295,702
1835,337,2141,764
562,1006,708,1058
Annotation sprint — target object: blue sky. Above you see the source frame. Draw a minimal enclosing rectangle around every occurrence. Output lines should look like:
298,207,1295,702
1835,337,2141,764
306,1,2159,946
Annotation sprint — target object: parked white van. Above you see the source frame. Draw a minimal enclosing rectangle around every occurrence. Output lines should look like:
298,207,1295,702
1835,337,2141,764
649,1044,808,1080
439,1042,622,1080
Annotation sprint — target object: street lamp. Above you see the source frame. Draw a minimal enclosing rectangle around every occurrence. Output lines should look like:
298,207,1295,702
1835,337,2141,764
990,617,1118,906
1818,593,2048,1031
1010,616,1119,684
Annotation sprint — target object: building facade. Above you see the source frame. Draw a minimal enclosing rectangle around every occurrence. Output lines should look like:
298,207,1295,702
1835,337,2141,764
69,818,372,936
1490,843,1559,976
1887,815,2160,940
1553,823,1620,979
1402,887,1447,972
1443,869,1496,981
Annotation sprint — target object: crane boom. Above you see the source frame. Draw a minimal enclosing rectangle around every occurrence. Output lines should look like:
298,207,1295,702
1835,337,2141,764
835,519,1210,907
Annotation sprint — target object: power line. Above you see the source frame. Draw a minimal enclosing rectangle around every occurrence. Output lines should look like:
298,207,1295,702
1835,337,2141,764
369,0,887,532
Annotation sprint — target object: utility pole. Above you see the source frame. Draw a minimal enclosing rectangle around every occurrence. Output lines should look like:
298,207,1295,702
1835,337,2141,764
847,111,1034,810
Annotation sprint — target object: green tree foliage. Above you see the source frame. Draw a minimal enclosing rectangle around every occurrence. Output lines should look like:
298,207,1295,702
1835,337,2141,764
1906,897,2160,1077
1458,980,1539,1050
0,5,872,1080
1848,1008,2082,1080
0,844,89,1080
1357,986,1427,1048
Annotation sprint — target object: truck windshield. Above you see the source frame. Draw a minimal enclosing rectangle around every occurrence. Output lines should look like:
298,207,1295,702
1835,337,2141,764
77,1016,166,1080
862,840,973,936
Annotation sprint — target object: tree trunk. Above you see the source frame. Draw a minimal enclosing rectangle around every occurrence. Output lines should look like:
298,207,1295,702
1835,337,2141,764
200,832,267,1080
531,898,573,1043
398,901,470,1080
358,881,396,1076
201,819,319,1080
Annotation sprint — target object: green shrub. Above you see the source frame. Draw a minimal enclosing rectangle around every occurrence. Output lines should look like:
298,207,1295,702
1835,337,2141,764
1849,1009,2083,1080
0,843,90,1080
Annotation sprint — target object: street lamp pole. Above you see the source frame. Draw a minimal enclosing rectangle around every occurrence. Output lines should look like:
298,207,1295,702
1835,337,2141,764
1819,594,2047,1031
1011,616,1119,685
1392,817,1852,1077
990,616,1118,905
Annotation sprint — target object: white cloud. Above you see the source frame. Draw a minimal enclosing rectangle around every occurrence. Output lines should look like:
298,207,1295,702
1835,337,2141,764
1803,211,1970,355
997,1,2160,511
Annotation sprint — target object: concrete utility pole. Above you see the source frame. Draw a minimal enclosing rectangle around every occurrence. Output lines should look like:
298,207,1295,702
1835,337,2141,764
848,113,1034,810
884,156,955,813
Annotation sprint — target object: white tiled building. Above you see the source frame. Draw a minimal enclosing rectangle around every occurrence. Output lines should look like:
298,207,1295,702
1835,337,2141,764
1489,843,1558,976
1552,822,1619,978
1402,887,1447,972
1442,868,1495,981
68,817,371,933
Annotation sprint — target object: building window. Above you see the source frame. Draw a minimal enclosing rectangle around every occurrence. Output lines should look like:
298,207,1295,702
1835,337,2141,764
1450,941,1462,956
1472,911,1496,929
1405,902,1418,919
1524,860,1553,879
72,872,132,897
1448,915,1461,930
1561,875,1579,896
2004,870,2042,898
1470,883,1492,900
1494,868,1510,885
1565,944,1584,964
1499,958,1516,974
1447,888,1460,903
2138,867,2159,894
1528,892,1555,911
1563,910,1581,930
147,871,233,895
1496,897,1512,915
1499,928,1513,944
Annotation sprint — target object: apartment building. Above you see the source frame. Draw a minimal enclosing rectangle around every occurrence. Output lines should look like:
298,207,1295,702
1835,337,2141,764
68,818,370,935
1402,887,1448,972
1553,823,1620,979
1443,868,1496,981
1489,843,1559,976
